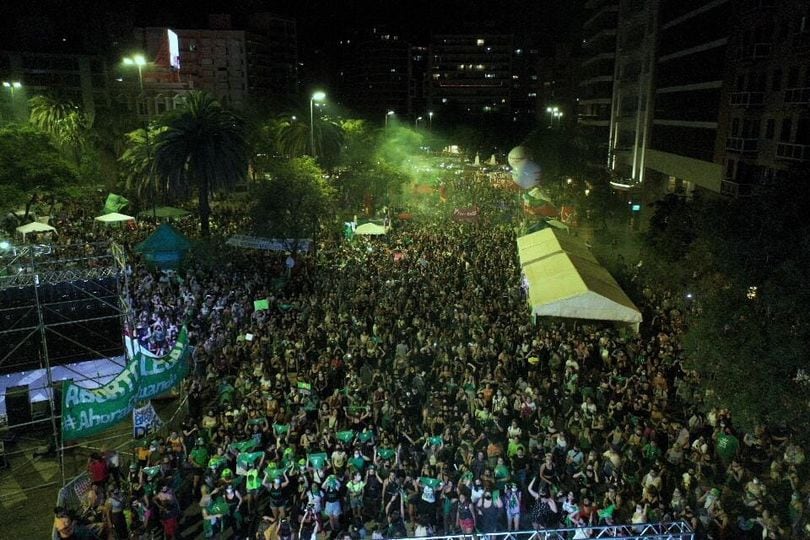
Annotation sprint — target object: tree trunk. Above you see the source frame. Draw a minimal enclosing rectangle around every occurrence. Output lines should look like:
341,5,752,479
199,175,210,237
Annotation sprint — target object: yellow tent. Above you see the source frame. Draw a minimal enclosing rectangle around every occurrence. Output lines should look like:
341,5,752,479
517,228,641,325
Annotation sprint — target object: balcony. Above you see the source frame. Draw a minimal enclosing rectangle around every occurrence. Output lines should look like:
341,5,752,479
776,142,810,161
738,42,772,60
721,179,753,197
725,137,759,154
729,91,764,107
784,87,810,105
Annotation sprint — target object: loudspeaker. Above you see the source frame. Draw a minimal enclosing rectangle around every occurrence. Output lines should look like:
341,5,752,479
5,385,32,426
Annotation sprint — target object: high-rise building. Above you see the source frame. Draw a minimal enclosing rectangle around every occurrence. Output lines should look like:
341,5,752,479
428,34,514,117
244,13,299,99
336,27,413,117
0,50,111,116
642,0,731,194
577,0,619,167
718,0,810,196
607,0,659,185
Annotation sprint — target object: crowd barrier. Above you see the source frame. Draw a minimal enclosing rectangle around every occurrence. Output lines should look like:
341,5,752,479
389,522,694,540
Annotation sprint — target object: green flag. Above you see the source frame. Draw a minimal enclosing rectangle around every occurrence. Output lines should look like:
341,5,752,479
297,381,312,391
208,455,227,470
230,439,258,453
429,435,443,446
143,465,161,478
237,451,264,470
264,466,285,480
248,417,265,426
254,298,269,311
420,476,442,489
273,423,289,434
358,430,374,443
336,430,355,443
308,453,328,469
377,448,396,460
102,193,129,214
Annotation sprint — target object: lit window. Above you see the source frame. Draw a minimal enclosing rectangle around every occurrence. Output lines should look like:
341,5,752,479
459,64,465,70
512,75,519,79
528,92,537,97
483,106,492,111
432,73,440,79
486,47,492,52
390,68,397,72
476,64,484,70
442,98,448,103
477,39,485,46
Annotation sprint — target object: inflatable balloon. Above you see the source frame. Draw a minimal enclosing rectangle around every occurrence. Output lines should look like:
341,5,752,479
511,160,542,190
507,146,530,170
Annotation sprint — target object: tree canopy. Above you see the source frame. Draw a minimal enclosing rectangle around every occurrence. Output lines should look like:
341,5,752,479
251,157,335,242
643,174,810,442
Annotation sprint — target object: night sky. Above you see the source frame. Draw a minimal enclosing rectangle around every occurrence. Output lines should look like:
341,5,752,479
2,0,583,53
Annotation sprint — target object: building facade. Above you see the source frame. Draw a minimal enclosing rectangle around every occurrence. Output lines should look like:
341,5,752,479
577,0,619,167
608,0,659,186
428,34,514,117
718,0,810,196
0,50,110,116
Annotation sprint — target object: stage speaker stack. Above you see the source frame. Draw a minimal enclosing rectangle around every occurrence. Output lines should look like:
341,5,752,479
5,385,32,427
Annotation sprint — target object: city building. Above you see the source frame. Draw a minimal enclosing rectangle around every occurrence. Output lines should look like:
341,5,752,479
607,0,659,187
578,0,619,167
243,13,299,99
336,27,413,117
717,0,810,196
510,44,543,123
641,0,731,195
538,44,578,128
427,34,514,117
0,50,111,116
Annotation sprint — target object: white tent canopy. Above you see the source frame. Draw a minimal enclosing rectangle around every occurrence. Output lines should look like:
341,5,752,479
94,212,135,223
517,228,642,325
16,221,57,240
355,223,389,236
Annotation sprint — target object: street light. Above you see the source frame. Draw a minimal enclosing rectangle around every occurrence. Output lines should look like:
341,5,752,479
122,54,147,92
2,81,22,99
415,116,423,128
428,111,434,129
310,91,326,157
385,110,395,127
546,106,559,128
554,111,564,127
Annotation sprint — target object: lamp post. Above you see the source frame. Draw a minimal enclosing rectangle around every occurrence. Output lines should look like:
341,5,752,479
415,116,423,128
428,111,433,130
385,110,395,127
310,91,326,158
545,106,559,128
122,54,147,92
2,81,22,121
554,111,564,127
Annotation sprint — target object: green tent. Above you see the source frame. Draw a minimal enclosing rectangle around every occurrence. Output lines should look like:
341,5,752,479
134,223,191,269
138,206,192,219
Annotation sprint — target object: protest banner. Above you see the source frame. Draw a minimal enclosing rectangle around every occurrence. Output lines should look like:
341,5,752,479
61,327,190,440
132,401,163,439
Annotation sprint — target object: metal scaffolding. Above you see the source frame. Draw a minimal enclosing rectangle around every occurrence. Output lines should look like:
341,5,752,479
388,522,695,540
0,241,131,486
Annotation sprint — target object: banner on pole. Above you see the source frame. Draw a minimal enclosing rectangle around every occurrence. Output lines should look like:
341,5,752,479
61,327,191,441
133,401,163,439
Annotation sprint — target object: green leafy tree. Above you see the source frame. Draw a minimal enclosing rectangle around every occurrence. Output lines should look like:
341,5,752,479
251,157,335,243
119,123,168,204
273,112,344,168
644,172,810,442
153,91,248,237
0,124,78,219
28,95,92,165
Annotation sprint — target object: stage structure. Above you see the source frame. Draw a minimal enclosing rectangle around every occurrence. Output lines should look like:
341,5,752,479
0,241,132,485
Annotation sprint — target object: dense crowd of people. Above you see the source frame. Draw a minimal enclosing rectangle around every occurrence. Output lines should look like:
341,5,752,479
36,203,808,540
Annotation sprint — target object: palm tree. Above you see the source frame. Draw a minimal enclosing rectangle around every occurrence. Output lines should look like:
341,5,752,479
119,123,167,203
273,112,344,167
153,91,247,236
28,95,91,164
